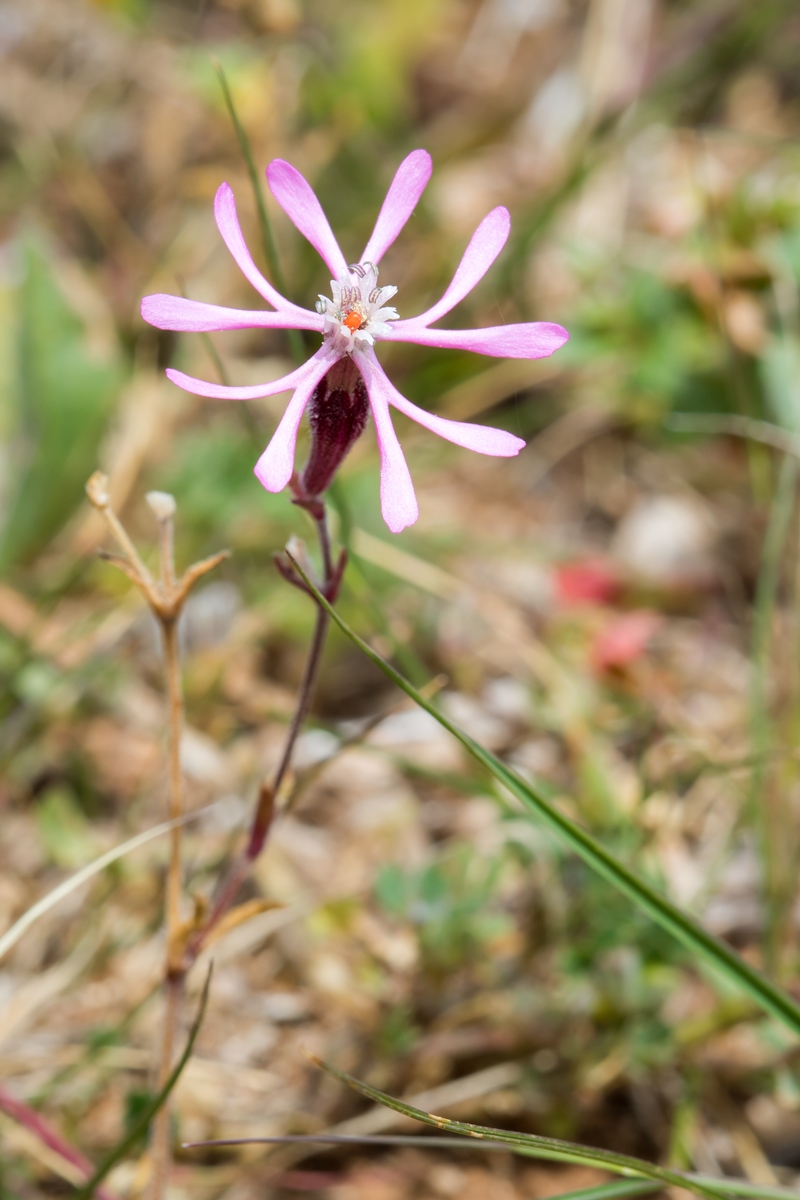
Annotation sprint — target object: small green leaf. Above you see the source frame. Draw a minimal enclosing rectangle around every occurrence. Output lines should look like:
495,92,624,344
375,862,410,917
35,787,96,870
2,238,125,568
760,335,800,434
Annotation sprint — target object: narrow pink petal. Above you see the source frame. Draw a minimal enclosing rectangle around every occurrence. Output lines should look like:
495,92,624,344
360,149,433,266
400,207,510,327
214,183,299,312
254,350,338,492
141,294,323,334
384,321,570,359
266,160,349,280
166,347,337,402
354,352,419,533
381,376,524,458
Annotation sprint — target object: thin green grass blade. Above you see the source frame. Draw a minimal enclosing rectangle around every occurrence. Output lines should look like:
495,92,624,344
199,329,232,388
548,1184,798,1200
749,454,798,973
183,1134,601,1152
690,1184,800,1200
182,1134,658,1189
286,555,800,1040
310,1056,732,1200
213,58,284,293
179,275,260,443
534,1166,797,1200
183,1130,796,1198
182,1140,655,1197
209,1146,656,1200
198,327,262,442
0,805,219,964
542,1184,658,1200
666,413,800,457
74,966,213,1198
213,59,304,365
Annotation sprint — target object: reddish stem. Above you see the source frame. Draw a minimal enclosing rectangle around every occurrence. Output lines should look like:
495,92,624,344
185,503,339,961
0,1081,119,1200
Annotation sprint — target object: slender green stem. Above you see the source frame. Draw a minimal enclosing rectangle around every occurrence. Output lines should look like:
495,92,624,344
667,413,800,457
199,326,261,441
213,58,305,366
749,454,798,974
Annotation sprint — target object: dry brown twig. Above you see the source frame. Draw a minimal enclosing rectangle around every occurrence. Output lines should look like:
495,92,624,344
85,470,229,1200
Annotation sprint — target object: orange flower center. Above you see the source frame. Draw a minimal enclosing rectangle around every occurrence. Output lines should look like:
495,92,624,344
343,310,363,333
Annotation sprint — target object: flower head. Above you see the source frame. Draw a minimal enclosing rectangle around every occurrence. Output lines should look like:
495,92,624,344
317,262,399,354
141,150,569,533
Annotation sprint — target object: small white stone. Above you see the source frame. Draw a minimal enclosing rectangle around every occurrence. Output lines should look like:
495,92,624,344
613,494,716,585
482,677,531,723
441,691,508,749
259,991,311,1023
293,728,339,769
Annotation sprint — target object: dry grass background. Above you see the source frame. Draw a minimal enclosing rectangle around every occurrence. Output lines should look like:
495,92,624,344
2,0,800,1196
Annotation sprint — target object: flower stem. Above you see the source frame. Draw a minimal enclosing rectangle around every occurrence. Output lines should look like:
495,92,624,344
190,504,338,952
212,58,305,367
257,505,334,841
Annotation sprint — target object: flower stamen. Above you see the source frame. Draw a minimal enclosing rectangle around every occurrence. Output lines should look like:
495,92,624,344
343,310,364,333
319,262,400,355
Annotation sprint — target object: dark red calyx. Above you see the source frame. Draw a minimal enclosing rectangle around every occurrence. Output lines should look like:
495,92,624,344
299,357,369,499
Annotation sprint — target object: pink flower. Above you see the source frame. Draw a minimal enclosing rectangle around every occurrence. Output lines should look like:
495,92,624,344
591,610,662,674
141,150,569,533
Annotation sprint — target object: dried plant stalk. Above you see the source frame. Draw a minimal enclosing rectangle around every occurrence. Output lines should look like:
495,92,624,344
84,473,344,1195
85,473,228,1200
